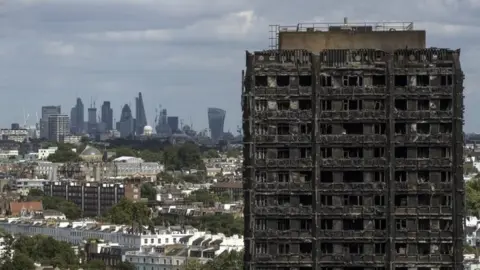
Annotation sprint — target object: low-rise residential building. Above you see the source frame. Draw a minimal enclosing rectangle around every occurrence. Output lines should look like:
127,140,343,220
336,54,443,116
112,156,164,180
85,240,137,268
0,150,19,159
62,135,82,145
14,178,48,192
8,201,43,217
125,233,243,269
37,147,58,160
466,216,480,247
0,220,200,249
43,181,132,216
34,161,63,180
0,129,28,143
210,181,242,201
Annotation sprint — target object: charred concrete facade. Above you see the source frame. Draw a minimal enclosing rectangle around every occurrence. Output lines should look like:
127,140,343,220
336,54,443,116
243,26,464,270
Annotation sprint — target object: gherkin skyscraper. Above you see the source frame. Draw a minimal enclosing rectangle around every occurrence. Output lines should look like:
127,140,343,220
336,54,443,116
135,92,147,135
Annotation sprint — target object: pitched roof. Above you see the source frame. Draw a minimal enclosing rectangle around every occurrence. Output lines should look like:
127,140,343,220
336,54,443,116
9,201,43,216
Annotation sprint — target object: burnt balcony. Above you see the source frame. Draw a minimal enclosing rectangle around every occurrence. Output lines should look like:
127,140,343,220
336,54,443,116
319,158,387,168
258,87,312,96
252,61,312,71
254,158,313,168
253,229,312,239
253,205,313,215
255,110,313,120
254,253,313,264
317,134,387,145
395,158,452,169
255,182,312,192
317,254,385,264
317,182,386,192
394,230,453,241
317,229,386,240
394,86,455,96
393,110,453,120
255,134,312,143
395,182,453,192
316,206,386,216
394,133,453,144
394,206,453,216
318,111,386,120
394,254,453,264
317,87,386,96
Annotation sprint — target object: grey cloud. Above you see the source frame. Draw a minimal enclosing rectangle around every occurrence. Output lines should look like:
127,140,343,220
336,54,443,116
0,0,479,132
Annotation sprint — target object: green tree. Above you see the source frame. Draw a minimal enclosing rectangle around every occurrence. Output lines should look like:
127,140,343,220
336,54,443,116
10,235,78,269
28,188,44,197
156,172,179,184
47,144,82,163
139,150,164,162
117,261,136,270
0,252,35,270
154,214,243,236
182,251,243,270
163,143,205,170
42,196,82,219
225,149,241,158
203,149,220,159
183,174,202,184
203,250,243,270
467,177,480,216
112,147,138,157
182,259,203,270
185,189,218,207
141,182,157,201
83,259,105,269
106,199,152,226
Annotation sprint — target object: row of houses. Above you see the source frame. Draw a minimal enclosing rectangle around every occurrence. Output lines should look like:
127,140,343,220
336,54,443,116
0,218,244,269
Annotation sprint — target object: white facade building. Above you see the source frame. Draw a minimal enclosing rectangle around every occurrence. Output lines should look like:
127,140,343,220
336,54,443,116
0,129,28,143
38,147,58,160
34,161,62,180
125,232,243,269
0,220,199,249
0,150,19,160
14,178,48,190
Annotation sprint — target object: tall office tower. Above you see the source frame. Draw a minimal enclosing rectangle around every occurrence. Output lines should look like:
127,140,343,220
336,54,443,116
155,109,170,136
242,21,464,270
70,107,77,134
167,116,179,133
40,105,61,139
70,98,84,134
101,101,113,130
207,108,226,143
75,98,84,134
48,114,70,142
87,107,97,135
135,92,147,135
117,104,134,138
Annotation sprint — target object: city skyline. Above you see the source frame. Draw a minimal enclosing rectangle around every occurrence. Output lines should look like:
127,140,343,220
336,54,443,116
64,95,227,134
0,1,479,132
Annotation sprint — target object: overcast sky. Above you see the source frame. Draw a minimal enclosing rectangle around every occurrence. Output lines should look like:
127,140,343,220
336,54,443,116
0,0,478,133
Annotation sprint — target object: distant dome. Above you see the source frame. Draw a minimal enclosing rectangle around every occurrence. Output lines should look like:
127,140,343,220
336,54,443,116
80,145,102,156
143,125,153,135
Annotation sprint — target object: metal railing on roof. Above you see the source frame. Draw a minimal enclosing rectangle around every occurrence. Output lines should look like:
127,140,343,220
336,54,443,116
269,20,415,49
